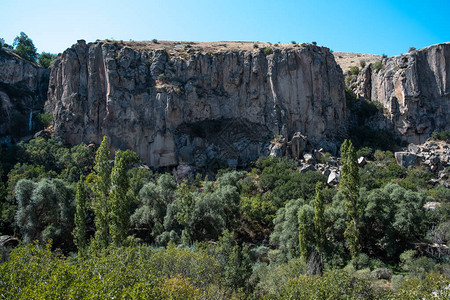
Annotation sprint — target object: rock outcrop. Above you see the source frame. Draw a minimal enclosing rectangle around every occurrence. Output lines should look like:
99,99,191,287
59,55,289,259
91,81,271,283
353,43,450,144
46,40,347,168
0,49,49,140
395,140,449,186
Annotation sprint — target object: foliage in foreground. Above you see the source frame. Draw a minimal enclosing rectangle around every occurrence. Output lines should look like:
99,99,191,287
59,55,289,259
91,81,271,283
0,242,229,300
1,243,449,299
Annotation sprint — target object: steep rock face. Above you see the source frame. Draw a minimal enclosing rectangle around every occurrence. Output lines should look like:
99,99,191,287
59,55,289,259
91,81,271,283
354,43,450,144
0,49,49,139
46,40,346,168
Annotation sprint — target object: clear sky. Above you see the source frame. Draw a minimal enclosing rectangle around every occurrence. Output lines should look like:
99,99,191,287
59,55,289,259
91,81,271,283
1,0,449,56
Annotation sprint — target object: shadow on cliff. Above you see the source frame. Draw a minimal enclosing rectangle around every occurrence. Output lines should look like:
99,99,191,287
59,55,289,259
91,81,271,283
345,88,405,151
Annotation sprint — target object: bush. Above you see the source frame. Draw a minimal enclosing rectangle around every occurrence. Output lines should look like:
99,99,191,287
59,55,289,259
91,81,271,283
372,60,383,71
360,59,366,68
279,269,380,299
349,65,360,75
430,130,450,142
0,243,224,299
36,113,53,128
264,47,273,55
37,52,56,68
372,268,393,280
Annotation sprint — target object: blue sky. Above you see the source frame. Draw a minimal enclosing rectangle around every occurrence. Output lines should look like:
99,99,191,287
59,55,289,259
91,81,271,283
1,0,449,56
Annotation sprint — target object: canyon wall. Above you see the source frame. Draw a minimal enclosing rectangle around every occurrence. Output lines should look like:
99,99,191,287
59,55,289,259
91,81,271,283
354,43,450,144
0,49,49,140
46,41,347,168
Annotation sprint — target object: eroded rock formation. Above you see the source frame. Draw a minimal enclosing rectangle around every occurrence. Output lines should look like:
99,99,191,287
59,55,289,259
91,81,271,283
353,43,450,144
0,49,49,140
46,40,347,167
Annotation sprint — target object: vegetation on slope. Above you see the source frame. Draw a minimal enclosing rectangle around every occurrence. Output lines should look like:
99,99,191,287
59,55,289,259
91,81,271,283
0,134,449,298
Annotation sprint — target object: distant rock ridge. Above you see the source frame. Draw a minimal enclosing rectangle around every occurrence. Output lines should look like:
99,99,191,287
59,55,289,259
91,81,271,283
352,43,450,144
46,40,347,168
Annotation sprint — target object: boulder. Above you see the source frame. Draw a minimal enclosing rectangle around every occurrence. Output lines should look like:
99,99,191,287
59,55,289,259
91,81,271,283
299,164,316,173
303,152,315,164
327,171,340,184
357,156,367,167
395,152,419,168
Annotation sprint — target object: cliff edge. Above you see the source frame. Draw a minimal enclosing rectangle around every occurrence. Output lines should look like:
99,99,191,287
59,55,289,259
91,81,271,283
46,40,347,168
353,43,450,144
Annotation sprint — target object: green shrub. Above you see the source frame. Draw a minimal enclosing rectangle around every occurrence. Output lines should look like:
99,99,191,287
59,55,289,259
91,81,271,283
349,65,360,75
264,47,273,55
372,60,383,71
0,243,224,299
360,59,366,68
37,52,56,68
36,112,53,128
430,130,450,142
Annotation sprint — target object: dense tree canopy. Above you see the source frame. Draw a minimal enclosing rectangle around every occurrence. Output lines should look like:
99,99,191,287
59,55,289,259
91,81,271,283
0,135,448,298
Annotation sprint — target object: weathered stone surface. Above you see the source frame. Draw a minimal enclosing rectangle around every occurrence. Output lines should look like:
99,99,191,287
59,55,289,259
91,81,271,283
395,140,450,182
395,152,419,168
357,156,367,167
354,43,450,144
299,164,316,173
0,49,49,139
303,152,315,164
46,41,347,167
327,170,340,184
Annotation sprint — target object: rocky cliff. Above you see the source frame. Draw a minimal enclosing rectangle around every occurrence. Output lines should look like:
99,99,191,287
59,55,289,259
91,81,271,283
353,43,450,144
46,40,347,168
0,49,49,140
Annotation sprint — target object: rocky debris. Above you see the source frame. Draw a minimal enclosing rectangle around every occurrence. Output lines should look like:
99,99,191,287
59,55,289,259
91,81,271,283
395,152,419,168
0,235,19,247
296,151,341,185
327,170,340,184
358,156,367,167
46,40,347,168
172,163,195,183
299,164,316,173
353,43,450,144
395,140,450,186
303,152,315,164
423,202,442,210
0,49,49,139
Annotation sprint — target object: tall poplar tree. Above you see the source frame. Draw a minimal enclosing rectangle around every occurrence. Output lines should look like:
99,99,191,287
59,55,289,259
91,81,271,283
92,136,111,248
298,204,314,260
109,150,130,246
339,139,361,263
73,176,88,256
313,182,326,263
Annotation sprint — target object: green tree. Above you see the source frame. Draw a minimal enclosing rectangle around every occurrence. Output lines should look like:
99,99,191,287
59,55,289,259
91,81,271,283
313,182,326,269
92,136,111,248
13,32,37,62
15,178,74,248
216,230,252,292
37,52,56,68
340,139,361,264
298,204,314,260
73,176,88,256
109,150,130,246
270,198,304,261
